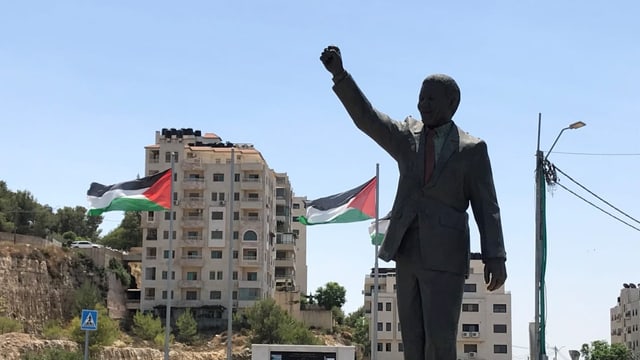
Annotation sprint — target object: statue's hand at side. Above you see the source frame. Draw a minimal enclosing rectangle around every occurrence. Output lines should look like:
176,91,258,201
484,259,507,291
320,45,345,78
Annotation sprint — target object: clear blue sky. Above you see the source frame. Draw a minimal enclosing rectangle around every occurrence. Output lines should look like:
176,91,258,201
2,1,639,358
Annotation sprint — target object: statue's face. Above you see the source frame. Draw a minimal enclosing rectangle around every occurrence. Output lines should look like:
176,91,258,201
418,81,454,128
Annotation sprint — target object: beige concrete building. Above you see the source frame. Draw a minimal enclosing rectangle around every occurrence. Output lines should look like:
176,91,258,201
139,128,306,329
610,284,640,356
363,253,512,360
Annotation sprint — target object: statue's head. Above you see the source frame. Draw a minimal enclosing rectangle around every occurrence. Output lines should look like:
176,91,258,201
418,74,460,128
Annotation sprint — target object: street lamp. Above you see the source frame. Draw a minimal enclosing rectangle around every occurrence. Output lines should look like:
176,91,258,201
534,114,586,360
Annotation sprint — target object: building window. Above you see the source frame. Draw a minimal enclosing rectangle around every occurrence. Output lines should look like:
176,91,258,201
293,203,300,209
385,343,391,352
234,192,240,201
247,272,258,281
186,272,198,280
234,173,240,182
210,291,221,300
398,343,404,352
377,322,383,331
211,230,223,239
386,322,391,331
386,302,392,311
164,211,176,221
494,324,507,333
144,288,155,300
209,271,216,280
145,267,156,281
292,216,299,222
161,290,174,300
232,291,237,300
163,230,176,240
161,271,175,280
163,250,175,259
211,192,226,201
232,271,238,280
147,212,155,221
146,228,158,240
233,212,240,221
463,283,477,292
464,344,478,353
217,271,223,280
213,173,224,182
211,212,223,220
233,231,239,239
493,304,507,313
462,324,480,332
378,302,383,311
186,291,198,301
243,230,258,241
462,303,480,312
211,250,223,259
494,344,508,354
377,343,383,352
233,250,238,259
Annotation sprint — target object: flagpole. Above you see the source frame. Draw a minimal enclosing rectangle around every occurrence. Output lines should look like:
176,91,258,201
371,163,380,360
226,147,235,360
164,153,175,360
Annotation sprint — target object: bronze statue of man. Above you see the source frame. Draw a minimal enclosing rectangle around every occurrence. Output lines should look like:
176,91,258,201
320,45,507,360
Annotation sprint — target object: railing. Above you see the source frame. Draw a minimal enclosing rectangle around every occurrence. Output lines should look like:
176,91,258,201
241,216,261,222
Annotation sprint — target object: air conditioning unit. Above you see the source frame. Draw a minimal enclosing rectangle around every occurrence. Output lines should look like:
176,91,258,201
462,332,470,338
471,331,479,337
468,352,477,358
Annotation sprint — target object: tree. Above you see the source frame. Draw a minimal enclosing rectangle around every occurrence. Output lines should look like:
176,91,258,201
176,308,198,344
314,282,347,310
72,282,104,317
581,340,632,360
246,299,319,345
132,311,164,341
345,306,370,358
55,206,102,240
99,212,141,250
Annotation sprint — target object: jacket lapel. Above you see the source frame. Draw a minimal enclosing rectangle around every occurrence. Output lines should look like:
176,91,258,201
427,123,460,186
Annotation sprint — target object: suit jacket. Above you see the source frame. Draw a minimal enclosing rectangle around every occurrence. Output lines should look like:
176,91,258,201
333,73,506,275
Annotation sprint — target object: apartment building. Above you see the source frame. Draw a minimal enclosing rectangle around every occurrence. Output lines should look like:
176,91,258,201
610,284,640,356
139,128,306,328
363,253,512,360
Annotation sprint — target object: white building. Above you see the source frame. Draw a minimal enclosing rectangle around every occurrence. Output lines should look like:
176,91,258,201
139,128,306,329
611,284,640,356
363,253,512,360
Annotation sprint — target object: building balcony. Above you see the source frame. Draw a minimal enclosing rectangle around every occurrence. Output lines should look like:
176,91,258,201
148,157,160,164
240,163,264,171
241,216,261,222
172,300,204,307
240,256,260,267
240,179,263,190
240,198,262,209
275,258,296,269
239,279,260,288
183,197,205,208
237,300,258,309
275,196,288,204
182,216,204,228
183,179,206,190
178,280,203,288
183,236,204,246
179,256,204,267
182,158,204,171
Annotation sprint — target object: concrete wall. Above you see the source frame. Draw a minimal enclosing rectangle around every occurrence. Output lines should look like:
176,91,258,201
0,232,61,247
301,309,333,330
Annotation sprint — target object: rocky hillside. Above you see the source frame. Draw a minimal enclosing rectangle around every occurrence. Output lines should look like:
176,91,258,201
0,244,106,333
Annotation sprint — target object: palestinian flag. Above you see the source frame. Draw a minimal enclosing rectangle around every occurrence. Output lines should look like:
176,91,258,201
87,169,172,216
299,177,376,225
369,212,391,246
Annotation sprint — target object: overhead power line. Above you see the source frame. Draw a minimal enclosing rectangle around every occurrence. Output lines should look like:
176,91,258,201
554,151,640,156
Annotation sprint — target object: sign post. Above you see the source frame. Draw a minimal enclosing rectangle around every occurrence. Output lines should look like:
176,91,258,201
80,309,98,360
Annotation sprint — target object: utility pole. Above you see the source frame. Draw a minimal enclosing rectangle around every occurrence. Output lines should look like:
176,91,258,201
535,113,544,360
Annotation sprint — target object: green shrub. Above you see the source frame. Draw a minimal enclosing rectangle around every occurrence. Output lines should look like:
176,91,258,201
0,316,23,334
21,348,82,360
246,299,319,345
175,308,198,344
154,332,174,348
42,320,66,340
132,311,163,341
108,258,131,287
68,304,119,346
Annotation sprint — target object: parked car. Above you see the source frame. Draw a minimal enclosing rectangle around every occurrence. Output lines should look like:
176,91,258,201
70,240,100,248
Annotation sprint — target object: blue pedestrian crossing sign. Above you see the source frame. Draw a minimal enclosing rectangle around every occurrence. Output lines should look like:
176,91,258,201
80,309,98,331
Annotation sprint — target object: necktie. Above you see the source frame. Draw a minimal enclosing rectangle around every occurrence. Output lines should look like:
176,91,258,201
425,130,435,182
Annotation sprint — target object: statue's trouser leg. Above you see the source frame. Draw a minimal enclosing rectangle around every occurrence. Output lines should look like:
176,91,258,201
396,222,465,360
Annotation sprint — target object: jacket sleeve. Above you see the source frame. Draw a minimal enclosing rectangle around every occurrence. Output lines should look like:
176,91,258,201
332,72,405,161
466,141,506,262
